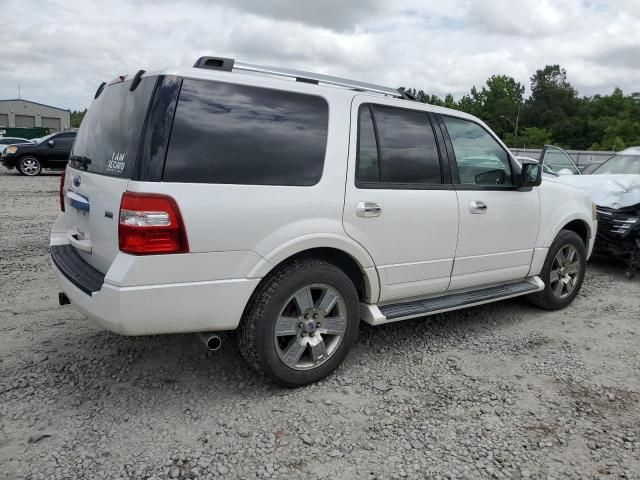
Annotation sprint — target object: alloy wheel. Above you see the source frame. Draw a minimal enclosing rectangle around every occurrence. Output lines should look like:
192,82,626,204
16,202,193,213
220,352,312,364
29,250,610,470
550,244,582,299
19,157,41,176
274,283,348,370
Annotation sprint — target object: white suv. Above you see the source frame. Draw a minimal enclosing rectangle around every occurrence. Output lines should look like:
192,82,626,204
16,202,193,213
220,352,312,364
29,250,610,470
51,57,597,386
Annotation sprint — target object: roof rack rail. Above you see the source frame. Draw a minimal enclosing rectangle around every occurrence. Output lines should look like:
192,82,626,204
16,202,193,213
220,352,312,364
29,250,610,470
397,87,419,101
193,56,408,99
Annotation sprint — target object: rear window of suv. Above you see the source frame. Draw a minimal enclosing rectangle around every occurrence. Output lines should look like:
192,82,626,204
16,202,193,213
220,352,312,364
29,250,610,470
69,77,156,177
163,79,329,186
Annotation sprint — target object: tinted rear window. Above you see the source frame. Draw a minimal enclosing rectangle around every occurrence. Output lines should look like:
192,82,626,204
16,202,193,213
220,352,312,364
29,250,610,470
163,79,329,186
357,104,442,186
69,77,156,177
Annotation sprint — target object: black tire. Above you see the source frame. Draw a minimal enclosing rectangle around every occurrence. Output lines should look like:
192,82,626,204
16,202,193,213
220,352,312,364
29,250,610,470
17,156,42,176
527,230,586,310
238,258,360,387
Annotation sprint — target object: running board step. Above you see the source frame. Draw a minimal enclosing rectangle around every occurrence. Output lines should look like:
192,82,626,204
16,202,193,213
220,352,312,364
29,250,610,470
362,278,544,325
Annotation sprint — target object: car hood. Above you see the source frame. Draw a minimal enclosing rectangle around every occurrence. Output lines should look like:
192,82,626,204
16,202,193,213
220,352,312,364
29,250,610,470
553,174,640,209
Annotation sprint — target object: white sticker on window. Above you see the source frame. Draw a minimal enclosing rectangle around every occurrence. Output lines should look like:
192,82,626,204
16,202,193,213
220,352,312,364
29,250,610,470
106,152,126,174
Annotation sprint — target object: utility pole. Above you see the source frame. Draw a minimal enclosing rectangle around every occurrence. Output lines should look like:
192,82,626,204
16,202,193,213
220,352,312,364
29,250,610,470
500,103,521,147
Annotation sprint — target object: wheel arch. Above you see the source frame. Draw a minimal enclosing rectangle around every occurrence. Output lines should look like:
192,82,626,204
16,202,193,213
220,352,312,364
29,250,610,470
561,219,590,249
248,235,380,303
18,153,42,161
542,212,593,252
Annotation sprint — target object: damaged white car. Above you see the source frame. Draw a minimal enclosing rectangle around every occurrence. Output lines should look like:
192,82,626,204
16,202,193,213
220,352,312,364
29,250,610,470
542,147,640,278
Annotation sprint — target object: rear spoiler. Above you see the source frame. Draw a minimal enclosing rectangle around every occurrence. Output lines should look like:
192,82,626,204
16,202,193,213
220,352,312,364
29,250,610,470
94,69,146,99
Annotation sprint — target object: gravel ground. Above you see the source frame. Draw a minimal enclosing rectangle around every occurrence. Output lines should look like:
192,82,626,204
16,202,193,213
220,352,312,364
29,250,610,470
1,167,639,480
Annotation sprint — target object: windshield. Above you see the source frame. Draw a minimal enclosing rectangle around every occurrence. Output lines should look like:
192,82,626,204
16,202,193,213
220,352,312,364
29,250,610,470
35,133,57,145
594,155,640,175
69,76,156,177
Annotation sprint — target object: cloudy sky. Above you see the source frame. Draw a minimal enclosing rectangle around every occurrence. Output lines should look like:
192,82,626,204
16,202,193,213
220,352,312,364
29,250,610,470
1,0,639,110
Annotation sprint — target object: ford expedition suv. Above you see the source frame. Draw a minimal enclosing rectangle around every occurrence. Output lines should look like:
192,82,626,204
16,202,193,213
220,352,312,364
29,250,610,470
50,57,597,386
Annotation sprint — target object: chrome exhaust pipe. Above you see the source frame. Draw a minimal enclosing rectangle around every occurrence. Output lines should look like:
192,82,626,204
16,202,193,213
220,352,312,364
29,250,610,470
197,332,222,351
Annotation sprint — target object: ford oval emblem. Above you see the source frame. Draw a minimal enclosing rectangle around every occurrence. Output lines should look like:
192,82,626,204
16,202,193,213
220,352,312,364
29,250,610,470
72,174,81,188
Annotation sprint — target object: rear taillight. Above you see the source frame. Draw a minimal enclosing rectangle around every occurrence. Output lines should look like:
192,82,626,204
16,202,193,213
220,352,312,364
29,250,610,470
59,171,66,212
118,192,188,255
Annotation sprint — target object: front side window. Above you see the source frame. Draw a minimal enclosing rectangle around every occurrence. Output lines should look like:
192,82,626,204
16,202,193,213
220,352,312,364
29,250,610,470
163,79,329,186
357,104,441,186
54,134,75,148
442,116,513,187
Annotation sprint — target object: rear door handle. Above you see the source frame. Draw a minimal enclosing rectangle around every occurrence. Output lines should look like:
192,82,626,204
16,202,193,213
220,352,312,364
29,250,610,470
469,200,487,214
356,201,382,218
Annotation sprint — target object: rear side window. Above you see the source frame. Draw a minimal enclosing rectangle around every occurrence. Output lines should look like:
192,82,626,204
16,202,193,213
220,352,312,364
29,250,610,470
70,78,156,178
357,106,379,182
357,104,442,186
163,79,329,186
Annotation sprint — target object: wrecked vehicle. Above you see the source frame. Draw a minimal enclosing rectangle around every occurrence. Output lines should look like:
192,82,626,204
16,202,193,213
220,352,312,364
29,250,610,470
547,147,640,278
516,145,580,178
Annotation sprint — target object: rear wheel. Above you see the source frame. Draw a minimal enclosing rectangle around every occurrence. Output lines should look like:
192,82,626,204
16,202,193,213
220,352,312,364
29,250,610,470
527,230,586,310
238,258,360,387
17,156,42,176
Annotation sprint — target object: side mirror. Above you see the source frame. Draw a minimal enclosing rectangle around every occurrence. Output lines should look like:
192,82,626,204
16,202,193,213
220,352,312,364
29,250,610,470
47,140,55,147
519,157,542,187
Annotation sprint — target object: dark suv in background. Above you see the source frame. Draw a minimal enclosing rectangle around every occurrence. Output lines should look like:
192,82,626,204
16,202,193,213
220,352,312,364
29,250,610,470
1,131,77,176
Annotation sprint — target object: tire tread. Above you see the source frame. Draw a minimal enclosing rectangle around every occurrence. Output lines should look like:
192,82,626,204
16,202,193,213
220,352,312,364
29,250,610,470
527,229,586,311
238,257,337,377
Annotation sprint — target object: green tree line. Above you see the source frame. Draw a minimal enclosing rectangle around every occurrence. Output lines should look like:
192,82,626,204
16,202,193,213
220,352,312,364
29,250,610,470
69,65,639,151
70,109,87,129
404,65,640,150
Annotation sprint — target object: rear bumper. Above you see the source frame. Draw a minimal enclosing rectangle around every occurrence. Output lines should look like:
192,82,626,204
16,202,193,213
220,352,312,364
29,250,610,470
51,261,259,335
50,217,260,336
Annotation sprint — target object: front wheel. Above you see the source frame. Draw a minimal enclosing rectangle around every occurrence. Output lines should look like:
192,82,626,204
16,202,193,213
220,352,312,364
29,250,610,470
527,230,587,310
238,258,360,387
17,156,42,176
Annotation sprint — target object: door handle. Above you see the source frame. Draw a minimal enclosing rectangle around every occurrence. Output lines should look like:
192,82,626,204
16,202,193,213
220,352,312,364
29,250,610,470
356,201,382,218
469,200,487,214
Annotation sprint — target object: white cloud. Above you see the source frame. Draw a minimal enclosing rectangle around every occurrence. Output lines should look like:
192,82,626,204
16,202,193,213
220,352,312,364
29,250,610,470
0,0,638,110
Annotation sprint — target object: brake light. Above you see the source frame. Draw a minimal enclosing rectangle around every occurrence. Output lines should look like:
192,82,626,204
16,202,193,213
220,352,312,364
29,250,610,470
118,192,188,255
59,171,66,212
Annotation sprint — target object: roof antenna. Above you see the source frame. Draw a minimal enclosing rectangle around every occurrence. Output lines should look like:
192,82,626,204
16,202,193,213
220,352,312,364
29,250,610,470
18,85,21,99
